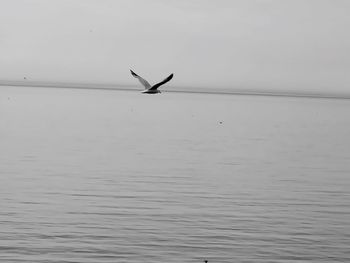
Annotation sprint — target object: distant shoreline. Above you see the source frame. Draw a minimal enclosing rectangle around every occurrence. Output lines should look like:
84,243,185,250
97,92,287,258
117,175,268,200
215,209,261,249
1,80,350,100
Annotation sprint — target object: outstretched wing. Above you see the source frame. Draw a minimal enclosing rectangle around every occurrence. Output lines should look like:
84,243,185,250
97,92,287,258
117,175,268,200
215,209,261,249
149,73,174,90
130,69,151,90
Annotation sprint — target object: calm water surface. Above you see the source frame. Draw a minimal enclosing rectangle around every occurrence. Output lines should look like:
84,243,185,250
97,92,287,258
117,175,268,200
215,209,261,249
1,86,350,262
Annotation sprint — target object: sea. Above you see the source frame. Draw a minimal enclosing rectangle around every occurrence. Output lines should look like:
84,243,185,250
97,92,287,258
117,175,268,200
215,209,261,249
1,85,349,263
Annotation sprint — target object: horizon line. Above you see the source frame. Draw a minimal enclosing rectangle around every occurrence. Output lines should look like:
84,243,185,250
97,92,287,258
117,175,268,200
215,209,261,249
1,80,350,101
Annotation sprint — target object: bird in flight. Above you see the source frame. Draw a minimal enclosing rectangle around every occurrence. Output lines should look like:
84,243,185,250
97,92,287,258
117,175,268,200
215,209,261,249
130,69,174,94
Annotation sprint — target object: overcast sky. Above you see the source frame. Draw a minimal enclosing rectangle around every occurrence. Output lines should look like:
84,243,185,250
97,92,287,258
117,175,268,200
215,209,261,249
1,0,349,93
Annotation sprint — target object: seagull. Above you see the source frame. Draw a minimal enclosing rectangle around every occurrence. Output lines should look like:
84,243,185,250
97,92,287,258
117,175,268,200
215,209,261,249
130,69,173,94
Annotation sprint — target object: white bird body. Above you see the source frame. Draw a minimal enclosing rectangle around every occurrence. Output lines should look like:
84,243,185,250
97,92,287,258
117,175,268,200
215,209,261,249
141,89,161,94
130,69,173,94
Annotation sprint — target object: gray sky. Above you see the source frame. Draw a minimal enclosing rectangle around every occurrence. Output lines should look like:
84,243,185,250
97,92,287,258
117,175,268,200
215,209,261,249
1,0,349,93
